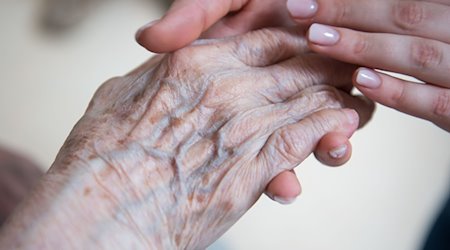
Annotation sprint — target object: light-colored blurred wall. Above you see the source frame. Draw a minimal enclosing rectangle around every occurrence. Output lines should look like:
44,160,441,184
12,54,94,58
0,1,449,249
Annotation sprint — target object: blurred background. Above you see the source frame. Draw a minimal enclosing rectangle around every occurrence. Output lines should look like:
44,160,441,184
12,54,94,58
0,0,449,249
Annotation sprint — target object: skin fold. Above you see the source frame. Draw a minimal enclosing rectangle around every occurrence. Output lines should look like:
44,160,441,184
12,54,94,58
0,28,373,249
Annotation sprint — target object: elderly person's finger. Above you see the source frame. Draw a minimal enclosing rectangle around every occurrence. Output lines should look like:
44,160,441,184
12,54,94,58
267,54,357,90
288,0,450,43
223,28,373,204
265,170,301,204
261,108,358,205
228,28,358,90
229,28,309,67
313,133,352,167
353,68,450,131
312,90,374,166
265,133,351,204
265,133,351,203
256,108,359,178
307,25,450,88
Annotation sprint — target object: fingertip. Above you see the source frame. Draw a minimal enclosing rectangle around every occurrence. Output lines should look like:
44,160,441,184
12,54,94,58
135,19,160,41
352,68,383,113
314,132,352,167
135,25,167,53
353,67,382,90
136,20,192,53
265,170,301,205
287,0,318,20
135,3,206,53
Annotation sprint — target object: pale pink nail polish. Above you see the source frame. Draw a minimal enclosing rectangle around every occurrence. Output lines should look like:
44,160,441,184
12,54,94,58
329,144,347,159
308,23,340,45
287,0,318,19
356,68,381,89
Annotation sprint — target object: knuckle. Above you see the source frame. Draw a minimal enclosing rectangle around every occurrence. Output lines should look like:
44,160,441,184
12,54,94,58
352,33,370,56
410,41,443,70
311,87,343,109
233,28,282,66
96,77,122,94
432,90,450,118
393,1,426,31
89,76,123,111
390,81,408,107
274,129,302,164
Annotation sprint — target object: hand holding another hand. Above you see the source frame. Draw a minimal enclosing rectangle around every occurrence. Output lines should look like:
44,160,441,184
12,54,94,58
136,0,450,132
136,0,370,204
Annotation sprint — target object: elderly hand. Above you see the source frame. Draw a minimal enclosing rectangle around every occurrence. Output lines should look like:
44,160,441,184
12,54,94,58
287,0,450,131
0,28,373,249
135,0,366,204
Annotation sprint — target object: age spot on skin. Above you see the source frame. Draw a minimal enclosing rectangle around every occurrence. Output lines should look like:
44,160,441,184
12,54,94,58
222,201,234,213
83,187,92,196
175,233,182,247
196,194,206,203
188,193,194,203
202,174,210,185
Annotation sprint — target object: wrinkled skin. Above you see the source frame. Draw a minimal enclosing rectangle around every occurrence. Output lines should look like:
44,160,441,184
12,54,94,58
0,28,373,249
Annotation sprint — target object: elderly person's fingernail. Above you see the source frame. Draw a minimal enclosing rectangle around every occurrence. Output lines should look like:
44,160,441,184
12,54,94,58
308,24,340,45
135,19,160,40
287,0,318,19
329,144,347,159
355,68,382,89
273,196,297,205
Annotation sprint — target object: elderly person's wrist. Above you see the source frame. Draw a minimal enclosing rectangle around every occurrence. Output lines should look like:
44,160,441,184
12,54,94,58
0,154,176,249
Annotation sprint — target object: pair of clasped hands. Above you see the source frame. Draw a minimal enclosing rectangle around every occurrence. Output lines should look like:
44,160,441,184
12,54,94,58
136,0,450,204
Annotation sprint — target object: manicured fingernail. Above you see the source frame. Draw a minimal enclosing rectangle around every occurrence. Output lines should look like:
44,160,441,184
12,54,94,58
355,68,381,89
273,196,297,205
135,19,160,40
287,0,318,19
344,109,359,126
329,144,347,159
308,23,340,45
